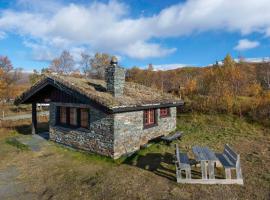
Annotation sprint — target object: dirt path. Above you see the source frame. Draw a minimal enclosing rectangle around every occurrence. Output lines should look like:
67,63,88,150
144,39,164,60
0,165,38,200
0,134,49,199
0,111,49,121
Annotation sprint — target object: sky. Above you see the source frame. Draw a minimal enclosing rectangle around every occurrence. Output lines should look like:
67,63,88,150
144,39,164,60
0,0,270,72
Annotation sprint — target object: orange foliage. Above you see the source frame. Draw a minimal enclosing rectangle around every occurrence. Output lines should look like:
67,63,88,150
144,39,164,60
184,79,197,96
247,83,263,97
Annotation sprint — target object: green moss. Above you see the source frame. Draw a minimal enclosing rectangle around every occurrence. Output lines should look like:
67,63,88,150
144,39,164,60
5,138,29,151
51,144,115,164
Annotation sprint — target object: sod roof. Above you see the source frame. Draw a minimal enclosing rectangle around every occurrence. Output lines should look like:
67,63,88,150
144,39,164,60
15,74,183,112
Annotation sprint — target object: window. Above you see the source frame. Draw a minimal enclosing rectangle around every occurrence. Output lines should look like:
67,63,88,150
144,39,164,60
60,107,67,124
57,106,89,129
80,108,89,128
144,109,156,128
160,108,170,117
70,108,77,126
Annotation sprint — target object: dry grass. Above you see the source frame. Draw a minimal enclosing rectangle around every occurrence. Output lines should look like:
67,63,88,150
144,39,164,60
0,103,32,117
15,74,181,108
0,113,269,199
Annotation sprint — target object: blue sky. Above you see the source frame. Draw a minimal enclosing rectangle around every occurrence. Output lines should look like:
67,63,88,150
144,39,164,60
0,0,270,71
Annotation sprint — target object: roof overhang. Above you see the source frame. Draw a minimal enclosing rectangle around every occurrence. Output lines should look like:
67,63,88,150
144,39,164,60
110,101,184,113
14,77,111,113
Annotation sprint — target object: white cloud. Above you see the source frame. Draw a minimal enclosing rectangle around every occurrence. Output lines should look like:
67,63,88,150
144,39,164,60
0,31,6,40
124,41,176,59
234,39,260,51
0,0,270,60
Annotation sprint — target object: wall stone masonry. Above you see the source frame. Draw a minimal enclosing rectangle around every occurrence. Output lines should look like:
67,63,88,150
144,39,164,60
113,107,176,158
105,65,125,97
49,103,114,157
49,103,177,159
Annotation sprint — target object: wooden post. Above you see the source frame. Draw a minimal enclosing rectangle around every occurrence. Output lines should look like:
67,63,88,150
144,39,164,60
32,103,37,135
208,161,215,179
225,168,231,179
201,161,208,180
236,155,243,179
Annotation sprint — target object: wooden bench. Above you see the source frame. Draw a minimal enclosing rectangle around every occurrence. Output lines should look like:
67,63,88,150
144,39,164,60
215,144,243,180
175,144,191,180
161,131,182,145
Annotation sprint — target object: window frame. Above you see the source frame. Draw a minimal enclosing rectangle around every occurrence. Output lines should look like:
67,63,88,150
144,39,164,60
80,108,89,129
143,109,157,129
57,106,89,129
69,107,78,127
160,107,170,118
59,106,67,125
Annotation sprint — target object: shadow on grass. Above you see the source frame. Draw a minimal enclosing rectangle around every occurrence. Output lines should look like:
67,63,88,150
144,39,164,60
14,122,49,136
124,152,176,181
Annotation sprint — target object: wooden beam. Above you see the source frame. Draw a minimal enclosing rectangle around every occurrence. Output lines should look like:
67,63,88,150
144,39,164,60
32,103,37,135
176,178,244,185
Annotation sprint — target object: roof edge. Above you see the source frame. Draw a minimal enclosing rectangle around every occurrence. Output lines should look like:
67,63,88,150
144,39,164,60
110,101,184,113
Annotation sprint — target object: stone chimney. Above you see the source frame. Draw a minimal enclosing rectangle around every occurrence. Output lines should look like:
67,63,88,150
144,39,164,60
105,56,125,97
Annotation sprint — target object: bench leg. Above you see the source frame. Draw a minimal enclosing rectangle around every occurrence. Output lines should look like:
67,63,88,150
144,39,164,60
201,161,208,180
225,168,231,179
236,167,243,179
208,161,215,179
186,168,191,179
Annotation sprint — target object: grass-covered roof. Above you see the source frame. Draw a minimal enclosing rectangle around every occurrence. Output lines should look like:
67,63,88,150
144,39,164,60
15,74,183,112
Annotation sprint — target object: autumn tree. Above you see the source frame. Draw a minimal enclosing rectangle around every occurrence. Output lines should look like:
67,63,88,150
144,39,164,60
184,79,197,96
0,55,21,101
80,53,91,77
89,53,111,79
258,60,270,89
49,50,75,74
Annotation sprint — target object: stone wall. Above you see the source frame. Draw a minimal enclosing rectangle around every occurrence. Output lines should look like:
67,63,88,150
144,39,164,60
113,107,176,158
49,103,114,157
49,103,177,159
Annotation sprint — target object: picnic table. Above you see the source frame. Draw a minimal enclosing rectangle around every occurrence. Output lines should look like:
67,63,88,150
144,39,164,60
175,145,243,184
192,146,218,180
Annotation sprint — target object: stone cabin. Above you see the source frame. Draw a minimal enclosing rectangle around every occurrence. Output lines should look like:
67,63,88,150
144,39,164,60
15,58,184,159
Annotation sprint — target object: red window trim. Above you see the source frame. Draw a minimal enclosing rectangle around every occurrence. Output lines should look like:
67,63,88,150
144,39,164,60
143,109,157,128
160,108,170,118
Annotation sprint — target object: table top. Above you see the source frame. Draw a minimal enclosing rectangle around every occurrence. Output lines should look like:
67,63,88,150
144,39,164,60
192,146,218,161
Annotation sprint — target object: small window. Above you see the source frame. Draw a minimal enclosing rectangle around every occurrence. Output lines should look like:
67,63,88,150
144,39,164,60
80,108,89,128
70,108,77,126
144,109,156,128
60,107,67,124
160,108,170,117
58,106,89,129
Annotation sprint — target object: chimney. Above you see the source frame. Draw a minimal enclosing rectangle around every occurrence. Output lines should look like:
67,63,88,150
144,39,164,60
105,56,125,97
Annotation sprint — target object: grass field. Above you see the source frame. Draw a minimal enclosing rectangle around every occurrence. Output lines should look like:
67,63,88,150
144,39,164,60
0,113,269,199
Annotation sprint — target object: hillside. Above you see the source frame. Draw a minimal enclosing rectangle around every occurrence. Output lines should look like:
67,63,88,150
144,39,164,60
127,61,270,93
